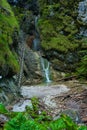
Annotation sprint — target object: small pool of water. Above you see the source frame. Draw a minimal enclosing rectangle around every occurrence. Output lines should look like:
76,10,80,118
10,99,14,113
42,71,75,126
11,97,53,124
12,83,69,112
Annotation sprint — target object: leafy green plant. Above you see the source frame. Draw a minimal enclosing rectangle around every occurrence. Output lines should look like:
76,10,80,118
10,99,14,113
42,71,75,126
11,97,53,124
0,102,86,130
0,103,8,114
49,114,87,130
4,113,26,130
49,114,78,130
4,113,87,130
25,97,52,122
4,113,46,130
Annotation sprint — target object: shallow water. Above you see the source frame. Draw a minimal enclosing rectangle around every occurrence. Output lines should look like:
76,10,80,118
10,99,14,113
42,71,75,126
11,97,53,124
21,84,69,98
12,84,69,112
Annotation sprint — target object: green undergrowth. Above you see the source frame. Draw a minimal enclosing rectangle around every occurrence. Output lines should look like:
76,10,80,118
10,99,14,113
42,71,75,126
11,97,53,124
0,0,19,75
0,97,87,130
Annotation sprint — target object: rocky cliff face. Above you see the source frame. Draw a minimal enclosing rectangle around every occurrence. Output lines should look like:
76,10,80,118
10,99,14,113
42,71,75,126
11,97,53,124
1,0,87,80
0,0,42,104
0,0,19,77
0,0,20,104
1,0,87,104
38,0,87,73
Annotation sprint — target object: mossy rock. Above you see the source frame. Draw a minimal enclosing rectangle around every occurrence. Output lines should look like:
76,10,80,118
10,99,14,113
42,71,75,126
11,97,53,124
38,1,80,53
0,0,19,76
38,0,87,75
41,34,79,53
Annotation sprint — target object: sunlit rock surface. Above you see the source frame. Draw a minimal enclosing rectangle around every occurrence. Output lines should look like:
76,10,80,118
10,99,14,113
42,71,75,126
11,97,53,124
21,84,69,98
12,100,32,112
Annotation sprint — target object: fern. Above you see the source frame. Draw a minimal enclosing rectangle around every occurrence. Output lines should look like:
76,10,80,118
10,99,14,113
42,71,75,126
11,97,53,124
20,120,46,130
2,102,86,130
4,113,26,130
0,103,8,114
49,115,78,130
4,113,87,130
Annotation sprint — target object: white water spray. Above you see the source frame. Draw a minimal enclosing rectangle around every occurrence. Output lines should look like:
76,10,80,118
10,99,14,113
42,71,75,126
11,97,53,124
41,58,51,83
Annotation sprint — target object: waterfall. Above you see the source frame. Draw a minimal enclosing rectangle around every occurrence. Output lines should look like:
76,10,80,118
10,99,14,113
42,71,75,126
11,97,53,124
32,16,40,51
33,38,40,51
35,16,39,32
78,0,87,36
41,58,51,83
33,15,51,83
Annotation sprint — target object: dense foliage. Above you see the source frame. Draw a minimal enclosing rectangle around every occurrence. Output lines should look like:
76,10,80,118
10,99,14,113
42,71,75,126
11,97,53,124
4,113,87,130
0,101,87,130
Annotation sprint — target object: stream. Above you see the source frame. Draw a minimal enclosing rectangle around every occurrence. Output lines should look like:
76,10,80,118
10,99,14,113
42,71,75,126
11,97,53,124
13,84,69,112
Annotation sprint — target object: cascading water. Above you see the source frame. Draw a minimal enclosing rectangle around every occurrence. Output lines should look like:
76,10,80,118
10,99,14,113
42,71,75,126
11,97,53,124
33,38,40,51
78,0,87,36
32,16,40,51
41,58,51,83
35,16,39,32
33,15,51,83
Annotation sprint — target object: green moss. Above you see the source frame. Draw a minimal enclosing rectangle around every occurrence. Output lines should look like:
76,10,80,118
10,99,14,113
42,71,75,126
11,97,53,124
77,55,87,78
0,0,19,74
41,34,78,53
38,19,57,38
81,38,87,49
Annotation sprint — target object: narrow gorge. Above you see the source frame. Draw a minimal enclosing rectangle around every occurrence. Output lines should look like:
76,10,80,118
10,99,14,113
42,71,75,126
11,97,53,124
0,0,87,129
